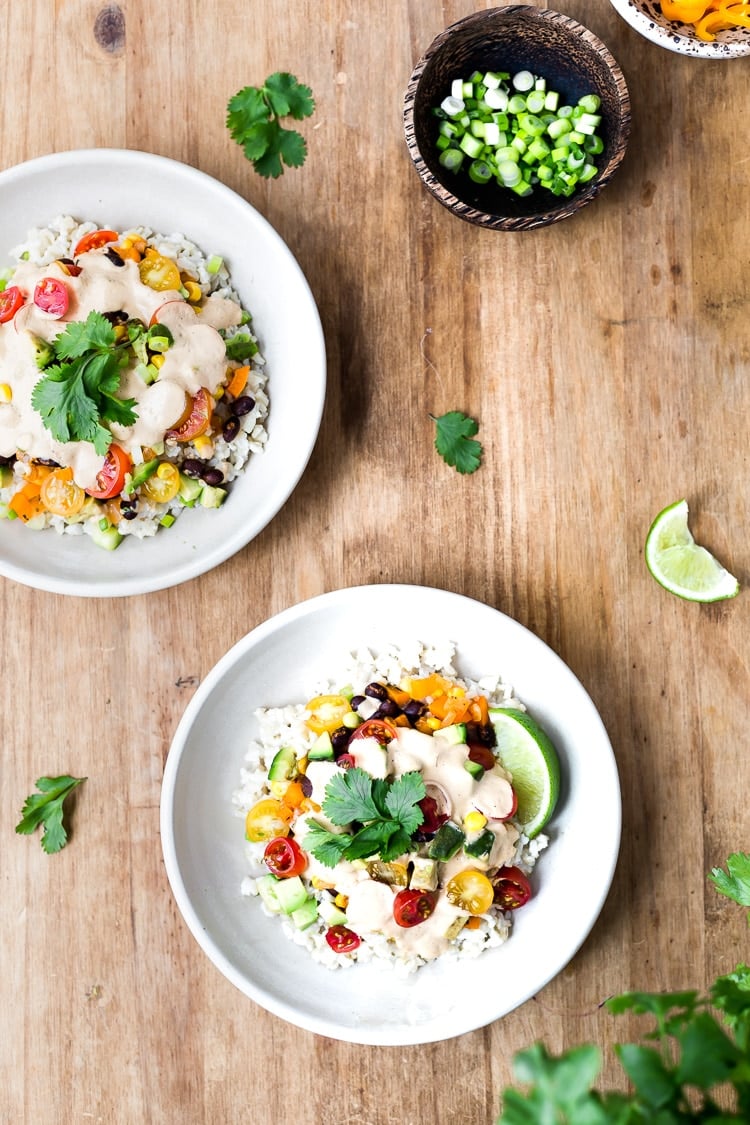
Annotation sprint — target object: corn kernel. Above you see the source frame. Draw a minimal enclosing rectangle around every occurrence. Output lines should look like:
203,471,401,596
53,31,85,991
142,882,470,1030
269,780,289,799
119,235,133,249
213,385,224,400
192,435,214,459
113,324,128,342
151,353,165,369
424,716,441,731
311,876,334,891
297,756,308,773
448,686,466,698
0,383,12,403
464,810,487,833
334,893,349,909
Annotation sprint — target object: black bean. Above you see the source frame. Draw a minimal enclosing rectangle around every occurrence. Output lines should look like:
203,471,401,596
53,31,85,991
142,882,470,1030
103,309,128,325
299,775,313,798
403,699,426,720
350,695,365,711
105,247,125,267
233,395,255,417
365,682,388,701
377,698,401,719
121,507,138,521
201,467,224,487
466,721,496,748
181,459,204,479
331,727,351,754
222,416,240,443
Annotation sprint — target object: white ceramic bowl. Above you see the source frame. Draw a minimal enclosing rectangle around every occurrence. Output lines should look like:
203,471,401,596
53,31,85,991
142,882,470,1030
0,149,326,597
161,584,621,1045
608,0,750,57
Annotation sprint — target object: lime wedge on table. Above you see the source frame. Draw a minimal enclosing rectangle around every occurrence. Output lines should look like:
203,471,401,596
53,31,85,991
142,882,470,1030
645,499,739,603
490,708,560,838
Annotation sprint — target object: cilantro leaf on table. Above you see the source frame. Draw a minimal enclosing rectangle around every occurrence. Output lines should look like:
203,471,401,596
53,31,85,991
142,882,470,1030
306,769,425,868
709,852,750,913
226,73,315,179
431,411,482,474
15,775,86,854
31,310,138,454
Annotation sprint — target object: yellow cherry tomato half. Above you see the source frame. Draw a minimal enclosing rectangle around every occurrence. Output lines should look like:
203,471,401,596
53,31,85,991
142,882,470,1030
138,251,181,292
304,694,352,734
39,467,86,518
244,798,294,843
141,462,180,503
445,869,495,915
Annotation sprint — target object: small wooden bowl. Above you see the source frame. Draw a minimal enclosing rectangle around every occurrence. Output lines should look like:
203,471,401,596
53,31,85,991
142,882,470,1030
403,5,631,231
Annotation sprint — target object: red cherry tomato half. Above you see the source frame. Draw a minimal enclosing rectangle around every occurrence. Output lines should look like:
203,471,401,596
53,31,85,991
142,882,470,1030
393,888,437,928
350,718,398,747
492,866,532,910
467,743,496,772
325,925,361,954
165,387,214,443
0,285,25,323
73,229,119,256
336,753,356,770
85,445,132,499
263,836,307,879
33,277,69,319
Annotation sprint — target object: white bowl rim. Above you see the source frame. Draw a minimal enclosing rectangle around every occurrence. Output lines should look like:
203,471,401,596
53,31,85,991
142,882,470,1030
0,148,326,597
160,582,622,1044
608,0,750,57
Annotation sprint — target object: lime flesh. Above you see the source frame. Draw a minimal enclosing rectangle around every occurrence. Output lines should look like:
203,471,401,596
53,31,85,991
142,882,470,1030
645,499,739,603
491,708,560,838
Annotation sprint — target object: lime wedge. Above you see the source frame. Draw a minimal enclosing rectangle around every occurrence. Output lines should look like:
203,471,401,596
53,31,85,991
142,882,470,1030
490,707,560,838
645,499,739,603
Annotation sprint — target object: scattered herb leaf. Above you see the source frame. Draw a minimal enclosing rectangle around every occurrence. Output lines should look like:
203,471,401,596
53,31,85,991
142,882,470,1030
31,310,138,454
227,72,315,179
306,768,425,867
497,853,750,1123
431,410,482,474
15,775,86,854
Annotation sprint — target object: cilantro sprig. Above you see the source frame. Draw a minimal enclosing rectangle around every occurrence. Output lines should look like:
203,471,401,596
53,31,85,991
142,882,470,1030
431,410,483,474
31,310,138,454
303,768,425,867
227,72,315,179
497,854,750,1123
15,775,86,854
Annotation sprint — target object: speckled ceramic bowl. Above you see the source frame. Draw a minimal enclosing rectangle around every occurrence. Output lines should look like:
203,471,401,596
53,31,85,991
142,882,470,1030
403,5,630,231
608,0,750,57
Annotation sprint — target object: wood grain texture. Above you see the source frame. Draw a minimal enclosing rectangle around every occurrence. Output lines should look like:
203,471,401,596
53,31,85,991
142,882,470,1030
2,1,749,1122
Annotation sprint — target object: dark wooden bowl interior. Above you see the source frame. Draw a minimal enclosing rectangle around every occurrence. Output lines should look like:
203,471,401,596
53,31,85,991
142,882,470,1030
404,6,631,230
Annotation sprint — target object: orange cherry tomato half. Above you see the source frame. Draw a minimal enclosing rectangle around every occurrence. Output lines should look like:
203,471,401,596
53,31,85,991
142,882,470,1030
138,252,181,292
492,866,532,910
244,798,294,843
39,468,86,518
33,277,69,319
0,285,25,323
73,230,119,256
263,836,307,878
446,869,494,915
325,925,361,954
393,888,437,928
85,445,132,499
304,694,352,735
349,718,399,747
165,388,214,443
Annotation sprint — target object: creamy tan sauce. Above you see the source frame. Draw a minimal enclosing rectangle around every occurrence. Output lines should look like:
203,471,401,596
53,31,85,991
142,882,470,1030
296,726,520,962
0,248,241,489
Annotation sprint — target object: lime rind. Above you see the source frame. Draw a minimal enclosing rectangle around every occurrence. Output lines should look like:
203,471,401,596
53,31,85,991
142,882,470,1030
491,707,560,838
645,499,739,603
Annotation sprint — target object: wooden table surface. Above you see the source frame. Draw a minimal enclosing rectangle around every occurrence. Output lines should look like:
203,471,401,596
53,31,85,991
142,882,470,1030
3,1,749,1122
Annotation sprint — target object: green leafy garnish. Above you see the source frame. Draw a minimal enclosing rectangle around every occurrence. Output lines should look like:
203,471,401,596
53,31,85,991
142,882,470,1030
224,331,259,362
226,72,315,179
15,775,86,854
497,854,750,1123
431,410,483,474
305,768,425,867
709,852,750,915
31,310,138,454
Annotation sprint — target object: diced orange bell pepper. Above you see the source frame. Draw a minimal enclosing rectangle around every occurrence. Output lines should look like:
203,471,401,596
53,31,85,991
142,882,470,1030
226,364,250,399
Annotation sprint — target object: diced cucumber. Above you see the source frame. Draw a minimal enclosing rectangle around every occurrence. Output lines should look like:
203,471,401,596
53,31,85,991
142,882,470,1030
317,899,348,927
434,723,467,746
256,874,283,913
273,876,309,915
178,472,204,504
199,484,227,509
290,898,318,930
90,522,123,551
268,746,296,782
308,730,334,761
463,758,484,780
410,857,438,892
464,828,496,859
428,821,465,861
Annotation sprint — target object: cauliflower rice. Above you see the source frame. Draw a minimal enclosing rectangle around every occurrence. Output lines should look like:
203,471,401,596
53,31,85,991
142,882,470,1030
0,214,268,544
232,642,549,976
